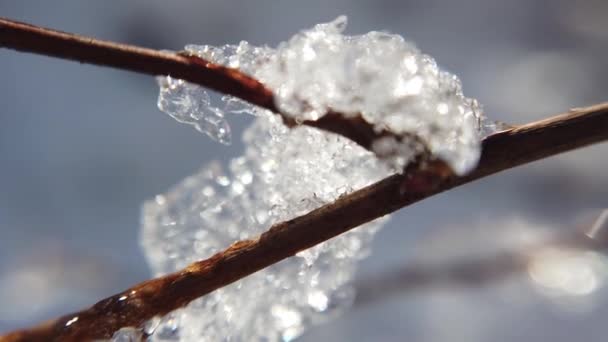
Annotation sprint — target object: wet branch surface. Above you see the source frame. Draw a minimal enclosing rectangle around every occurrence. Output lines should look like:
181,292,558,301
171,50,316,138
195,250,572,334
1,17,608,342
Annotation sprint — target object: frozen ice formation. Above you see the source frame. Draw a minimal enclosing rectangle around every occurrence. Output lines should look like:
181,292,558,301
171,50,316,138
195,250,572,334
158,15,484,175
157,76,232,144
147,16,484,341
142,110,392,341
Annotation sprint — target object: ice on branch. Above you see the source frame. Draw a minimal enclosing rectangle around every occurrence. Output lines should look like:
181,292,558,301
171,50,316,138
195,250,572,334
158,15,485,175
157,76,232,144
146,16,483,341
142,110,391,341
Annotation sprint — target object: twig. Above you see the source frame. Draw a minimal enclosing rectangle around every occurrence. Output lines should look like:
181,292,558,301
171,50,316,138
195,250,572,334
2,104,607,341
0,17,406,153
355,215,608,306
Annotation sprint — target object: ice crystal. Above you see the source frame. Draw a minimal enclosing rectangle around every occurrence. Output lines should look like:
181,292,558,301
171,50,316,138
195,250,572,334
142,110,391,341
481,119,513,137
159,16,484,175
147,16,485,341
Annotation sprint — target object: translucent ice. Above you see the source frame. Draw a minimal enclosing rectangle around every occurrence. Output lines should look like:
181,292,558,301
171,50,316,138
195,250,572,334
157,76,231,144
142,109,391,341
111,327,143,342
161,16,485,175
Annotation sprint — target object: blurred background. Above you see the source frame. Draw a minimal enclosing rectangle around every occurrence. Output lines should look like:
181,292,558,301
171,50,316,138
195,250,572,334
1,1,607,341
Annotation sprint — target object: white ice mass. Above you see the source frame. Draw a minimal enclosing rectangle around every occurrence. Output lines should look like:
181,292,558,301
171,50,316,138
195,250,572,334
142,16,484,341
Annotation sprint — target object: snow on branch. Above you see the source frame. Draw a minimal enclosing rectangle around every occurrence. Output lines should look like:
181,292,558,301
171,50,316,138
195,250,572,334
0,16,473,175
355,213,608,306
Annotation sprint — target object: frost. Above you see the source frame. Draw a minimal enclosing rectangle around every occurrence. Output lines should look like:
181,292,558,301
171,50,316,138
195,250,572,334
142,110,391,341
147,16,485,341
159,16,485,175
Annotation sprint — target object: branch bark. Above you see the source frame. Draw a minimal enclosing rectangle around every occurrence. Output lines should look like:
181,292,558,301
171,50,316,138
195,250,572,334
1,16,608,342
2,104,607,341
0,17,406,153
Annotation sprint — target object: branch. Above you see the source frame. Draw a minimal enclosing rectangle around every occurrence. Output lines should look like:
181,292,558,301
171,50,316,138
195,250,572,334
0,17,405,152
1,16,608,342
2,104,607,341
355,211,608,306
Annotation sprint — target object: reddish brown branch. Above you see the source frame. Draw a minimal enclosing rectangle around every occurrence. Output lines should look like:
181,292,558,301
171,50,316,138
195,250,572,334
2,16,608,342
0,18,277,112
2,104,607,341
0,17,403,154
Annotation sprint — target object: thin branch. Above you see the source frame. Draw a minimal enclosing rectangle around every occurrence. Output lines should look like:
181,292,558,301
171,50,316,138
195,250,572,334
0,17,406,153
2,16,608,342
355,214,608,306
2,104,607,341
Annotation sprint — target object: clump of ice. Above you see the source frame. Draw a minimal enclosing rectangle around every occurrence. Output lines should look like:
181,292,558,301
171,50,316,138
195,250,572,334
142,108,391,341
147,16,484,341
159,16,484,175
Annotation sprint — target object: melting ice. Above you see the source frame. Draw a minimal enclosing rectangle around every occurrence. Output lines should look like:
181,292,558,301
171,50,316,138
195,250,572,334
145,16,485,341
158,16,484,175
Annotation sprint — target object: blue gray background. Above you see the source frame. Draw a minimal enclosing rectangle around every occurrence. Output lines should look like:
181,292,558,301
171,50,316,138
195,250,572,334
1,1,607,340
